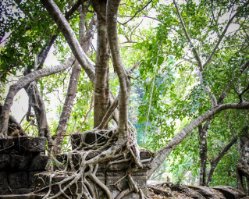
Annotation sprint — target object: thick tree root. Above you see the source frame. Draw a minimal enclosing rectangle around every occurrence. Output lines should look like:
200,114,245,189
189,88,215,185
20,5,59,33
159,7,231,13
35,128,148,199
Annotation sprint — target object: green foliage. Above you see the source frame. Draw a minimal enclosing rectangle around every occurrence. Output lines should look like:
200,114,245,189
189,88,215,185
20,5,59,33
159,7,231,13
132,0,249,185
0,1,55,81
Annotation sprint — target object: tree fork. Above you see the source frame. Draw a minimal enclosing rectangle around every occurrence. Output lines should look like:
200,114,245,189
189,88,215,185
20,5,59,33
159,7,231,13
207,136,238,185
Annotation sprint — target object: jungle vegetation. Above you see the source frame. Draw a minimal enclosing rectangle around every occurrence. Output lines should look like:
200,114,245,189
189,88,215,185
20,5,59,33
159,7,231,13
0,0,249,190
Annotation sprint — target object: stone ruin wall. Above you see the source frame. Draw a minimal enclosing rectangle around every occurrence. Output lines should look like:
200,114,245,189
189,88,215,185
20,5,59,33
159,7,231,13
0,134,151,199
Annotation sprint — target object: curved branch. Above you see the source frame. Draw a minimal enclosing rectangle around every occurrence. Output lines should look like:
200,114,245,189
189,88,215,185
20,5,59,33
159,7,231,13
148,102,249,177
0,58,75,136
40,0,95,81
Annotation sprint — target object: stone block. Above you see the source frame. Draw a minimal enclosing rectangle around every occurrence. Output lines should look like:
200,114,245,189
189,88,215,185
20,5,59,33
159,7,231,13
131,176,147,188
10,154,32,170
0,172,8,189
106,175,129,190
0,154,10,170
131,171,147,176
140,150,153,160
106,170,126,177
0,137,46,154
0,139,15,154
8,172,29,189
16,137,46,153
28,172,40,188
107,161,130,171
29,155,48,171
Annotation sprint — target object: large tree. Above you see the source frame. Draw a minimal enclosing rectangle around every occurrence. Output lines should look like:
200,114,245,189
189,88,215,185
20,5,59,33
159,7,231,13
0,0,249,196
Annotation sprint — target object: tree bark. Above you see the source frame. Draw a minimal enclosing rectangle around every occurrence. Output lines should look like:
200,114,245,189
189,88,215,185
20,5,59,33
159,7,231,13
107,0,130,140
198,121,210,186
53,63,81,154
23,0,82,140
148,102,249,178
92,0,110,128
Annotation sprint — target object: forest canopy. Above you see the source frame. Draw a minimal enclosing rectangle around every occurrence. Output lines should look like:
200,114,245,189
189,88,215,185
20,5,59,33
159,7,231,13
0,0,249,189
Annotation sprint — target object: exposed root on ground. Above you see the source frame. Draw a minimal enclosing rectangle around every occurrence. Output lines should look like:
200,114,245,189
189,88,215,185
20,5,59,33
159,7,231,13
35,128,145,199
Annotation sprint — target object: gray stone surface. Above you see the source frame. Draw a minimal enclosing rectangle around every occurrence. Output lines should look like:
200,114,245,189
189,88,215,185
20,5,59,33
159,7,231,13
0,137,48,196
0,137,46,154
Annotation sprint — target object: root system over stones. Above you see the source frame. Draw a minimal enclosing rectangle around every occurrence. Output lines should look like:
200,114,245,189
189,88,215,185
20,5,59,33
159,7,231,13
35,128,152,199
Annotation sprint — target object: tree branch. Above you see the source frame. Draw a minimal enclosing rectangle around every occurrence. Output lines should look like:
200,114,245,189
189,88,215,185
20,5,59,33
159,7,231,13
25,82,52,143
218,60,249,104
148,101,249,177
173,0,219,106
0,58,75,136
40,0,95,81
202,2,248,68
107,0,130,139
53,4,94,154
173,0,203,70
119,0,152,26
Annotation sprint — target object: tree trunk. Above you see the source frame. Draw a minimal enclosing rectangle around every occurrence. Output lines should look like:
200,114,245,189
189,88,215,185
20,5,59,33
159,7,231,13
0,0,82,139
92,0,110,128
198,121,210,186
53,5,96,154
53,63,81,154
25,82,52,141
107,0,130,141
